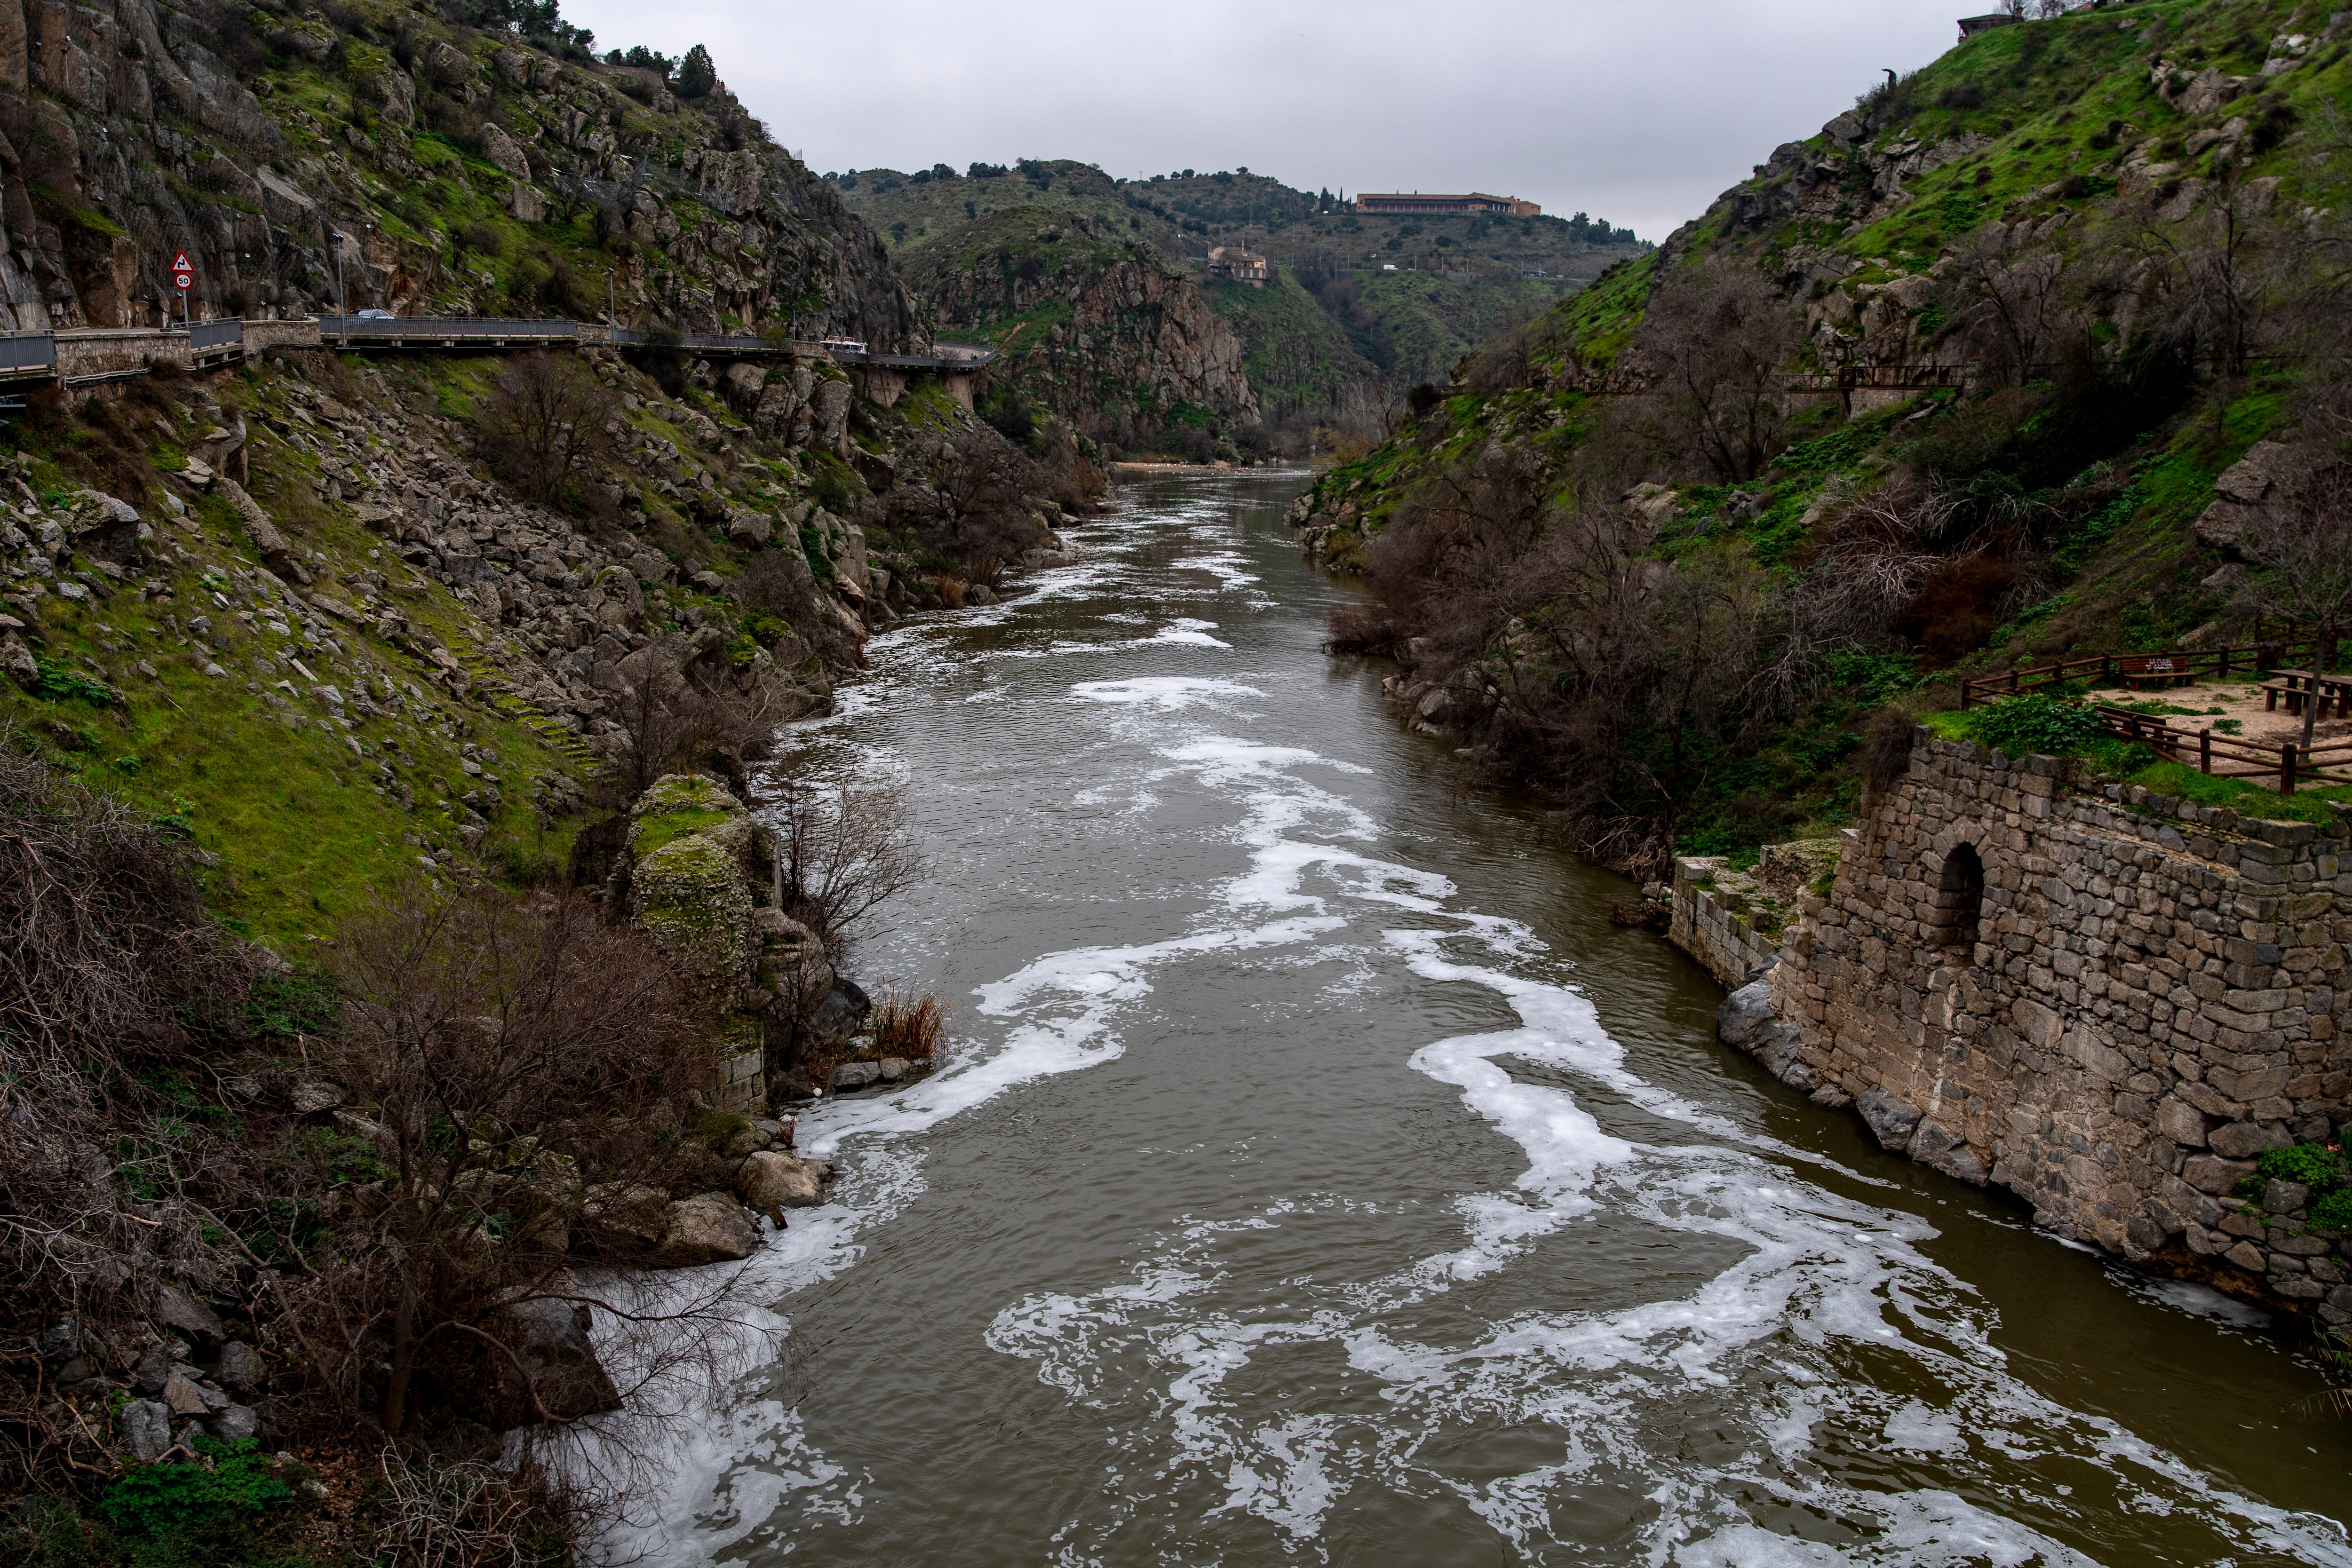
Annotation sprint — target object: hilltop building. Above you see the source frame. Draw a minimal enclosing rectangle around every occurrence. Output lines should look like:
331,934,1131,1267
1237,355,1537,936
1355,191,1541,217
1207,245,1269,286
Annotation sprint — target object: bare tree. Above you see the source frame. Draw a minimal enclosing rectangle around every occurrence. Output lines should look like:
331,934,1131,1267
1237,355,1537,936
477,351,618,506
1943,234,2070,386
2236,452,2352,748
925,423,1048,582
1633,259,1800,483
768,773,925,961
306,884,728,1439
608,635,798,797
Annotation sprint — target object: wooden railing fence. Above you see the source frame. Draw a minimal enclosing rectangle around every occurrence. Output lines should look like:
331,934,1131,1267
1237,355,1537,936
1958,622,2314,709
2090,704,2352,794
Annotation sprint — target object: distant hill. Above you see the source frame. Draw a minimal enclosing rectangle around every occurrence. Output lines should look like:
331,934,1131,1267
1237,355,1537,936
834,159,1651,428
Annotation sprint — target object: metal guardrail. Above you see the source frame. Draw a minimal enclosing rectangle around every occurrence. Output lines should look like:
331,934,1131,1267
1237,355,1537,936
0,332,56,373
316,315,580,342
611,327,799,354
188,319,244,352
847,348,995,370
605,327,992,370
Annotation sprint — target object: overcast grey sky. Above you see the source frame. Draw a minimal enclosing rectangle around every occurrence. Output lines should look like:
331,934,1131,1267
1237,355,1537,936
562,0,1969,241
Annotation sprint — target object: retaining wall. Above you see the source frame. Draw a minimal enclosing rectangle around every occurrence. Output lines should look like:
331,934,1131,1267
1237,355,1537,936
1671,856,1795,989
1732,732,2352,1318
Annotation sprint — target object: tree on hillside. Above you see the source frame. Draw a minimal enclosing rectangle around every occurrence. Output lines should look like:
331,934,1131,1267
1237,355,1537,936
1635,260,1800,483
477,351,618,507
310,884,745,1441
1941,232,2072,387
675,44,717,98
2237,451,2352,749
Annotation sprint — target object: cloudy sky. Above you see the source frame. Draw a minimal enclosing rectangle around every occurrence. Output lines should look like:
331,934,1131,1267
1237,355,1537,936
562,0,1969,241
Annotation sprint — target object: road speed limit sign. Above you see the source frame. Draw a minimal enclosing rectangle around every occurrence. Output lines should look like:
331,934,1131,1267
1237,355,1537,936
170,251,193,290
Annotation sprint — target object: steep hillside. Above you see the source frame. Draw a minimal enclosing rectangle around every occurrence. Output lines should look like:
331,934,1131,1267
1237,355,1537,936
0,0,1096,937
0,0,918,345
836,158,1648,439
1287,0,2352,867
892,206,1262,454
0,4,1089,1554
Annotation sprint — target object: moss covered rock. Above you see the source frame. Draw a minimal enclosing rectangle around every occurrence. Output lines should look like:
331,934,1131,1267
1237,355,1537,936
631,832,757,1006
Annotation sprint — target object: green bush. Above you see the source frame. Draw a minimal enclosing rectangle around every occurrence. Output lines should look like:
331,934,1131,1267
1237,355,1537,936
32,658,121,706
2257,1143,2348,1190
2254,1142,2352,1231
101,1438,295,1538
1967,692,2108,758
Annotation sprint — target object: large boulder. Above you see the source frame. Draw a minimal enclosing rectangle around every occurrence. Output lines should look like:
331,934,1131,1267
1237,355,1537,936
659,1192,759,1265
485,1292,623,1425
732,1150,827,1216
2193,440,2302,555
577,1181,670,1255
1715,975,1812,1089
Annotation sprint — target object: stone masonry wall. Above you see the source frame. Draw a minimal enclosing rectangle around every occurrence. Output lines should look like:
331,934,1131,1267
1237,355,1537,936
1671,855,1800,990
1737,731,2352,1319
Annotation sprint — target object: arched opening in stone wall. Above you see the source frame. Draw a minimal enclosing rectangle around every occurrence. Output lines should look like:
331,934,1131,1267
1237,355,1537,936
1931,842,1986,958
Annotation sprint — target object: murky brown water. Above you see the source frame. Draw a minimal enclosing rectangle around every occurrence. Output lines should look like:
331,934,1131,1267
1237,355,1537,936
600,472,2352,1566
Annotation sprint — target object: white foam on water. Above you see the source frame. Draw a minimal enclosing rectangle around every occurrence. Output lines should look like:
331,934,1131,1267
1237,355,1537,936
1171,552,1260,591
979,868,2352,1564
1071,675,1265,711
593,484,2352,1567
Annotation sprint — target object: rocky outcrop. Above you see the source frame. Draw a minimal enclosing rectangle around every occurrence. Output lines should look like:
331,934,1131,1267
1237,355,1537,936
2192,440,2301,555
625,772,770,1010
901,208,1258,434
0,3,918,341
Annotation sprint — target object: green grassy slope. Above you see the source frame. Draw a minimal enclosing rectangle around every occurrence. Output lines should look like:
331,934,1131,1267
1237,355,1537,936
1290,0,2352,859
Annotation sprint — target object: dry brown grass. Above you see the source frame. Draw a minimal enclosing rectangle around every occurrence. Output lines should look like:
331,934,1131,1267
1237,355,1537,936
868,990,945,1063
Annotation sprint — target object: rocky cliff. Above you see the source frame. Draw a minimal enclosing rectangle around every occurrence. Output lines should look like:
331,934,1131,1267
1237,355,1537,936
0,0,918,345
896,206,1259,447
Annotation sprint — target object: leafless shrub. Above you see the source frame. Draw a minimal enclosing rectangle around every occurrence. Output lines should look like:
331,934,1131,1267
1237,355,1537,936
296,883,731,1439
477,352,618,507
768,774,924,962
1940,235,2073,387
606,635,802,798
371,1446,578,1568
0,731,258,1390
1629,258,1801,482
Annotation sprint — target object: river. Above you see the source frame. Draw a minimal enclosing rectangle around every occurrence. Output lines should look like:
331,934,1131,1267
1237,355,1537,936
600,470,2352,1566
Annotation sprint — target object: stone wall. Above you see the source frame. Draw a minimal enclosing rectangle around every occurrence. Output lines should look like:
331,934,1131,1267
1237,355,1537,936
1669,841,1837,989
1732,731,2352,1320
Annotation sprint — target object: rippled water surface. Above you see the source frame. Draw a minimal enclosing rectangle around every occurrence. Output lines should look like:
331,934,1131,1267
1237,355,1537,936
602,472,2352,1566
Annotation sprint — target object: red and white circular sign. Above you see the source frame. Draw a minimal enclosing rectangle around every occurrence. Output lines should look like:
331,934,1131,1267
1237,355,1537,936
170,251,193,290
